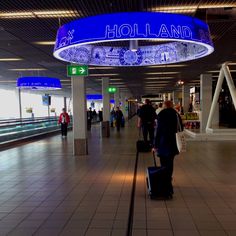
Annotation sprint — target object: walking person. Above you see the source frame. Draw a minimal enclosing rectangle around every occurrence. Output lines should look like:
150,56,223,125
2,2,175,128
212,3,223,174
138,99,156,146
58,108,70,138
153,100,183,196
114,107,124,131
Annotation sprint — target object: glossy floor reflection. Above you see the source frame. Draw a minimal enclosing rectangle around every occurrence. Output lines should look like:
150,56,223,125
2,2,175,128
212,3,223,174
0,118,236,236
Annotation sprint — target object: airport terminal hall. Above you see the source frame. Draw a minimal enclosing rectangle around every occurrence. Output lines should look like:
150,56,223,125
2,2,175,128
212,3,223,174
1,0,236,235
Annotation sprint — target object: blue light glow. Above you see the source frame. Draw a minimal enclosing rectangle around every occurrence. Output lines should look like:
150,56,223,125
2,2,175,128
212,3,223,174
86,94,102,100
17,77,62,90
54,12,214,66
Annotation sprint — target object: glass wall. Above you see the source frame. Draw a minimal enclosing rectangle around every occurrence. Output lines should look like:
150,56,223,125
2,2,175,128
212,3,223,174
0,87,69,119
0,88,19,119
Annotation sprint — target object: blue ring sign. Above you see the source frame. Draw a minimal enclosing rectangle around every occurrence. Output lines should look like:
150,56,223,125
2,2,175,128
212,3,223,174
53,12,214,66
17,77,62,90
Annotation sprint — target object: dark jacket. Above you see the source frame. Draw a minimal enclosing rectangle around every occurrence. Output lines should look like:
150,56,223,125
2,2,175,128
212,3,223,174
139,104,156,125
155,108,183,157
115,110,123,122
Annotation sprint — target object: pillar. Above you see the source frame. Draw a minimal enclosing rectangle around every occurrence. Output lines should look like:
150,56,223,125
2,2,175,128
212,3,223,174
120,92,127,118
72,75,88,155
200,74,212,132
15,88,22,119
182,85,190,114
64,97,67,111
101,77,110,137
114,88,120,108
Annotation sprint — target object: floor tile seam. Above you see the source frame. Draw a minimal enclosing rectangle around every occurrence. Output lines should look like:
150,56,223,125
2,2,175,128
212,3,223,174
177,164,229,234
58,145,136,234
31,170,99,235
77,157,134,235
3,119,138,235
6,170,89,235
110,157,137,233
179,157,236,213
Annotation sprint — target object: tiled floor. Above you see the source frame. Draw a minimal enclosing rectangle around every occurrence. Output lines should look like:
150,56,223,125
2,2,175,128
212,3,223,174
0,118,236,236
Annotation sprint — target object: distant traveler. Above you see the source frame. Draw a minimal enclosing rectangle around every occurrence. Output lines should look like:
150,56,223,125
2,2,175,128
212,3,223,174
138,99,156,146
98,109,103,121
58,108,70,138
87,107,93,130
114,107,124,131
153,100,183,195
156,102,163,115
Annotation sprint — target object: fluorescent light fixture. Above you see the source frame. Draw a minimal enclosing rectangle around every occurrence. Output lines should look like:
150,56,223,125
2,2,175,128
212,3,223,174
89,66,116,69
0,58,23,61
110,82,125,84
0,80,16,82
144,77,175,80
9,68,47,71
151,4,236,13
151,5,197,13
208,70,236,73
90,74,119,76
147,64,186,68
0,10,79,19
145,81,170,84
198,4,236,9
145,84,168,86
146,72,180,75
95,78,123,81
34,41,55,45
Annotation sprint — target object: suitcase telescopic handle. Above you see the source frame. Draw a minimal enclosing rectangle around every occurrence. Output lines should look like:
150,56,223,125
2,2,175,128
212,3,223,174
152,150,157,167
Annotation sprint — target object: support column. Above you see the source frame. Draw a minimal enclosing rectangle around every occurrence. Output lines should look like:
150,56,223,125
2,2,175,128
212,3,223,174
120,92,127,118
167,93,172,101
64,97,67,111
72,75,88,155
200,74,212,132
172,91,177,105
101,77,110,137
114,88,120,108
15,88,22,119
182,85,190,114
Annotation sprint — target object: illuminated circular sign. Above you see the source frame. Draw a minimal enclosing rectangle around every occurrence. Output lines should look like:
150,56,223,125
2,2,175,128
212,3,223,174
53,12,214,66
17,77,62,90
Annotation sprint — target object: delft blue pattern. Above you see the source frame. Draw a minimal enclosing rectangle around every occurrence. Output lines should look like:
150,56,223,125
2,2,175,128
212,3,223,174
54,12,214,66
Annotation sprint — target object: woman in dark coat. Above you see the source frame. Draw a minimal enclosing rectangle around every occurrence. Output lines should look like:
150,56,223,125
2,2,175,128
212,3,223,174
153,100,183,195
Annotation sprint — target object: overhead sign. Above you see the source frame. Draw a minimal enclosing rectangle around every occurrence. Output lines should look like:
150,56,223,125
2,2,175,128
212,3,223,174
67,65,88,76
17,77,62,90
54,12,214,66
108,87,117,93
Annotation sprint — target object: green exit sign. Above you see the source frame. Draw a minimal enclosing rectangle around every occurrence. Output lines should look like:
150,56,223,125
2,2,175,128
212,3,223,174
67,65,88,76
108,87,117,93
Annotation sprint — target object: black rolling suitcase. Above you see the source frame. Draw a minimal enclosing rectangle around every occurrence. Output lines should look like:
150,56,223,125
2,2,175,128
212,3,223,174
146,152,173,199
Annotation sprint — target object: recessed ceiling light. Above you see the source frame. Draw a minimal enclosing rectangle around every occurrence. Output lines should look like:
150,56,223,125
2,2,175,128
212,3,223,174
89,66,116,69
90,74,119,76
144,77,175,80
0,80,16,82
146,72,180,75
151,4,236,13
0,58,23,61
207,70,236,73
147,64,186,68
0,10,79,19
9,68,47,71
34,41,55,45
145,81,170,84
